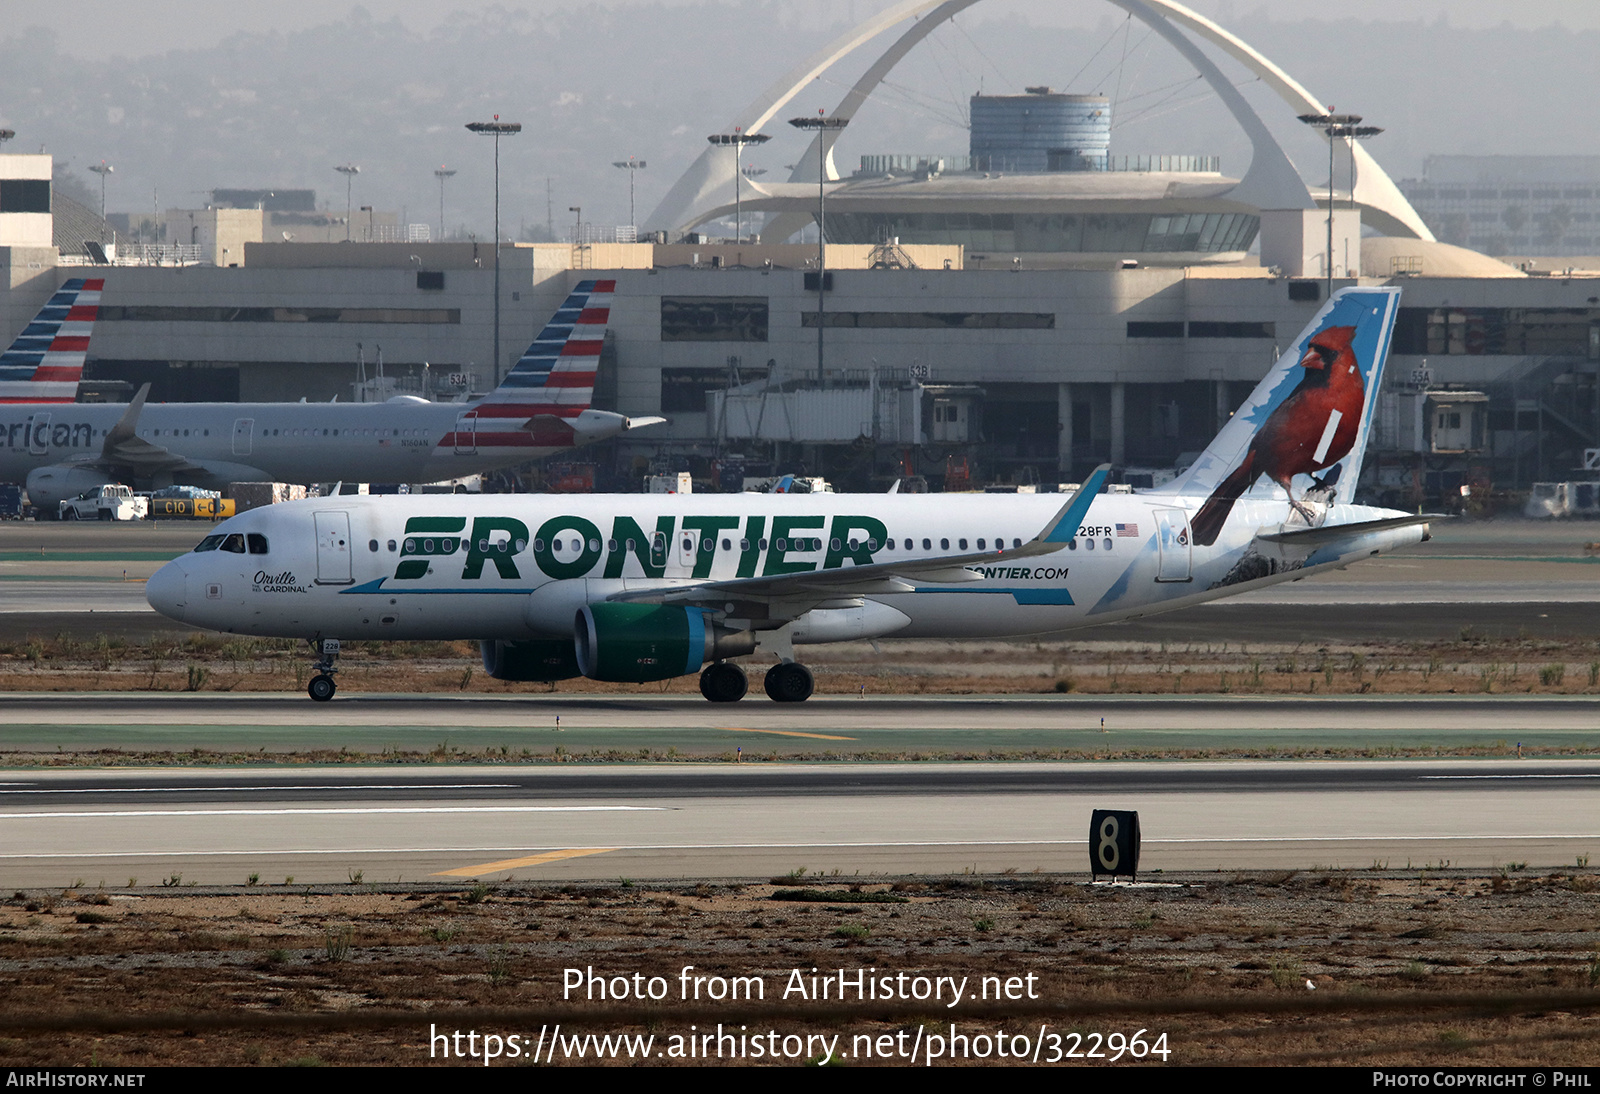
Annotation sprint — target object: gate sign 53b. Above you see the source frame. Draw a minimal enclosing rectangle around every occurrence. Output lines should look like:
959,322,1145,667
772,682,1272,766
1089,809,1141,881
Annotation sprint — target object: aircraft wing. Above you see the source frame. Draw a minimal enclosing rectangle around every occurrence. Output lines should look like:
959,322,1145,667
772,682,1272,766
606,466,1109,610
76,385,207,477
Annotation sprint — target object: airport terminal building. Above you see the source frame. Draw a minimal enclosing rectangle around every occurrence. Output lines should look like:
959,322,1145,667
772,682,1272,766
4,1,1599,501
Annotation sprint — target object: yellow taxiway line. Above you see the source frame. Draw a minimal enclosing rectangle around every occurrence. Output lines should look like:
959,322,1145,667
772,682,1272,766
432,847,617,877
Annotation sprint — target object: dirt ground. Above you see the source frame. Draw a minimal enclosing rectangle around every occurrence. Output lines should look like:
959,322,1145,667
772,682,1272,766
0,870,1596,1067
5,627,1600,699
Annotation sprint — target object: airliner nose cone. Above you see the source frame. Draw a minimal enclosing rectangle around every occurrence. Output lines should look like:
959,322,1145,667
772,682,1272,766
146,560,189,622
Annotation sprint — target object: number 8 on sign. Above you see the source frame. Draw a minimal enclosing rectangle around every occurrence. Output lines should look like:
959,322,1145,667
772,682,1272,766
1097,814,1120,871
1089,809,1140,881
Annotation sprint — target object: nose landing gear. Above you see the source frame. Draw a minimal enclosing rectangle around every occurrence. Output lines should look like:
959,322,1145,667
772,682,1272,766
307,637,340,702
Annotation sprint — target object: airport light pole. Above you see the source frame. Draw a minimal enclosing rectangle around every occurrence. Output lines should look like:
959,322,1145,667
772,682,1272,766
707,130,770,243
466,117,520,386
434,166,455,242
788,111,848,388
360,205,374,242
1332,122,1383,277
334,164,359,242
569,206,581,242
87,161,113,243
611,158,647,235
1296,112,1362,297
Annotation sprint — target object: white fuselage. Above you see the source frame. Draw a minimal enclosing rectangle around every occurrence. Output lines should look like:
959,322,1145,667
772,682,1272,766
0,400,563,490
147,491,1426,644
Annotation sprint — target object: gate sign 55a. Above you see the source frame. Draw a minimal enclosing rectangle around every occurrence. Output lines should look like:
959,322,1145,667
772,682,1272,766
1089,809,1141,881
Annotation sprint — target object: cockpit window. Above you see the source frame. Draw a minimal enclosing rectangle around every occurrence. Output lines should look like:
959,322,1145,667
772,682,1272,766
247,533,269,554
220,534,246,554
194,535,224,553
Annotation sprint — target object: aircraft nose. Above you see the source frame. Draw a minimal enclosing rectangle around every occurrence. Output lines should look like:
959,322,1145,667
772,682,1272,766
146,559,189,622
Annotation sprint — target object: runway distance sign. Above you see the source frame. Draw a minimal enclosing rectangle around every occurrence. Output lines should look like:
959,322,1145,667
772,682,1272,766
1089,809,1140,881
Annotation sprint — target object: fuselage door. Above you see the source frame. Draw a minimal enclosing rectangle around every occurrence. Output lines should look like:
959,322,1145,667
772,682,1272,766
28,413,49,456
1154,508,1192,583
313,510,354,585
453,414,477,455
232,417,254,457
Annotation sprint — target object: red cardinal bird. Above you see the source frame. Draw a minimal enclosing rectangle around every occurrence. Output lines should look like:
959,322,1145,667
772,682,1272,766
1190,324,1364,547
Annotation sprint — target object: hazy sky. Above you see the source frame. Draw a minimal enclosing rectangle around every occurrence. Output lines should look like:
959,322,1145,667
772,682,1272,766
11,0,1599,60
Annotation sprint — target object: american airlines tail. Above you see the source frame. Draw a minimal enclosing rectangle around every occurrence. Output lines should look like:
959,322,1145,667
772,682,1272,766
1164,286,1401,546
0,277,103,404
443,278,661,453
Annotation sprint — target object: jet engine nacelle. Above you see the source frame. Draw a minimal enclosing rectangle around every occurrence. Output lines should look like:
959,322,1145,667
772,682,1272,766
479,639,582,682
25,465,120,512
575,603,756,683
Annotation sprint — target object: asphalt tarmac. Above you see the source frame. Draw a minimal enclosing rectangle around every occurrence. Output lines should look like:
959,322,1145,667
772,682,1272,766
2,760,1593,885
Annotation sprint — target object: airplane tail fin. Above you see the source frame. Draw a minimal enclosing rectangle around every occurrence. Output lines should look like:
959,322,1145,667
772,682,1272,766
0,277,104,404
468,278,614,422
1167,286,1401,530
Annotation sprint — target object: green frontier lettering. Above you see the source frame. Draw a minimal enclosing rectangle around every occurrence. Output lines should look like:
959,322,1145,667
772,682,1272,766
533,515,602,580
395,517,468,580
764,515,826,576
461,516,531,580
824,516,889,569
679,516,740,579
604,516,675,579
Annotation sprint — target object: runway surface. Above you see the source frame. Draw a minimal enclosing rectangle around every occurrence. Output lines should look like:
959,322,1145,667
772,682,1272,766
2,760,1594,886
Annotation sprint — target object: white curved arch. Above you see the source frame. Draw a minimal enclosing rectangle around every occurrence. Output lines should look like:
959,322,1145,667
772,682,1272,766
648,0,1431,241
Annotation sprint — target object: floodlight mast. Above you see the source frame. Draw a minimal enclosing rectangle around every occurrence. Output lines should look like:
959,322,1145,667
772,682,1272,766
611,158,648,234
466,118,521,386
434,166,456,242
1297,111,1378,296
707,130,769,244
788,112,848,388
333,164,359,242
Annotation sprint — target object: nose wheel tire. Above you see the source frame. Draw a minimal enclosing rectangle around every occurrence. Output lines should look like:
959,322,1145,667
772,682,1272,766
307,674,337,702
699,661,748,703
763,662,814,703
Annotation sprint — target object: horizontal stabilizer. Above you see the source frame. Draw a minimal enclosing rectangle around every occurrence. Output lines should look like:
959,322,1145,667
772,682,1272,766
1255,513,1438,548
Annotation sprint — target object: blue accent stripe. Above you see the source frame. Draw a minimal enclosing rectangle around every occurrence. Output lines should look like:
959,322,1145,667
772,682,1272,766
913,586,1075,606
684,607,706,676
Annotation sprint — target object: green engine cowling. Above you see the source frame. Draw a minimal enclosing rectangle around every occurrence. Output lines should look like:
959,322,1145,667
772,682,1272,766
480,639,582,682
575,603,755,683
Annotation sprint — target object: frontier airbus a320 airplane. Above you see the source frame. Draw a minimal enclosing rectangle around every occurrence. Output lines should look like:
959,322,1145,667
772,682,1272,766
0,278,660,509
148,287,1428,704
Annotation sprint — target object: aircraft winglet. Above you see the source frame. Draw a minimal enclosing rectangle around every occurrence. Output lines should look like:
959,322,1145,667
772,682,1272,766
1041,464,1110,543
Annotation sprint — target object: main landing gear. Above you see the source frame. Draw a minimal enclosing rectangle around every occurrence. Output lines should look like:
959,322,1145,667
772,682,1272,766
699,661,748,703
763,661,814,703
307,637,340,702
697,660,815,702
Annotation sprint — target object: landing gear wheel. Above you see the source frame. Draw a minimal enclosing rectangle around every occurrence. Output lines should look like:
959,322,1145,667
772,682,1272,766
763,662,814,703
307,674,337,702
699,661,748,703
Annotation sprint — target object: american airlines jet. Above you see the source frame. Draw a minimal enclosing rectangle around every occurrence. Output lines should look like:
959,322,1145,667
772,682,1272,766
147,287,1428,704
0,278,660,509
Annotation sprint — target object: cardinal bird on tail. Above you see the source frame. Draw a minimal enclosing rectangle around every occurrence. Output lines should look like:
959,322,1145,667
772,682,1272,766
1190,324,1365,547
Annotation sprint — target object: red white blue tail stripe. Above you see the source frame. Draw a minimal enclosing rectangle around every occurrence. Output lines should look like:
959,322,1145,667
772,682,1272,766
0,278,102,404
470,278,613,421
442,278,613,452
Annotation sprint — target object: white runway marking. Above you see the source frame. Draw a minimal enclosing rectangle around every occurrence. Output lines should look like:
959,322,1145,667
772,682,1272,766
0,783,520,795
0,805,664,820
1418,774,1600,780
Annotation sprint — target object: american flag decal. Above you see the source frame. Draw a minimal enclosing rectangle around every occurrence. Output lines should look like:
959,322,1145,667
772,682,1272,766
1115,523,1139,537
